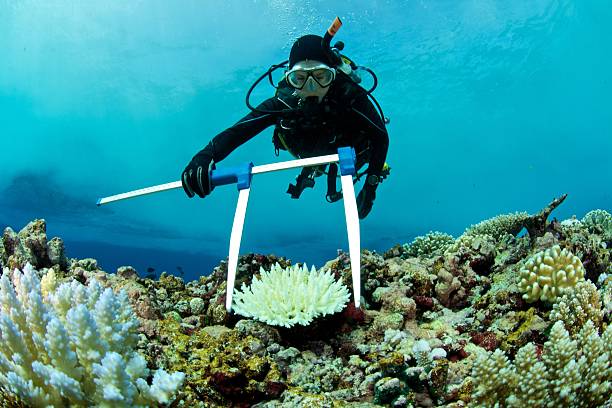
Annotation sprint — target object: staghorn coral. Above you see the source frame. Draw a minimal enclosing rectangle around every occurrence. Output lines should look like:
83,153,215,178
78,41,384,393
402,231,455,258
469,348,516,406
518,245,585,303
550,280,603,335
470,320,611,407
463,212,529,240
0,264,184,407
232,263,350,328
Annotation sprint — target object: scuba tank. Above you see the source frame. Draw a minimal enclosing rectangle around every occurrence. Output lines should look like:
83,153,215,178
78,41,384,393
334,42,362,85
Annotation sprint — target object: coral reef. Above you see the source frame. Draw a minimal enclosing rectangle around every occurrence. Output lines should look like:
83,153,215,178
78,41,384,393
1,197,609,407
402,232,454,258
471,320,611,407
582,209,612,242
463,211,529,240
0,264,184,407
232,263,350,328
550,280,604,335
518,245,585,303
0,220,68,271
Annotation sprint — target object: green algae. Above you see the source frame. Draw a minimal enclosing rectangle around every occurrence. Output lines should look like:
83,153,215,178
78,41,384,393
378,351,406,378
427,359,449,400
155,318,285,406
500,307,544,352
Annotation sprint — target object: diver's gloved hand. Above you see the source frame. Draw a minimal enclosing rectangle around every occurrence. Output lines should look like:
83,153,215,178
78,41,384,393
182,150,215,198
356,182,377,219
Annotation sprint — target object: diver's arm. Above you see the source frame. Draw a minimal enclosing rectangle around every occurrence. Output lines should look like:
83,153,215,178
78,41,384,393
350,94,389,178
348,93,389,218
199,97,282,162
181,97,281,198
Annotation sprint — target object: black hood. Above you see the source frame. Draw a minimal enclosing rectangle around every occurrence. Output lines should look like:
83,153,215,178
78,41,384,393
289,34,335,68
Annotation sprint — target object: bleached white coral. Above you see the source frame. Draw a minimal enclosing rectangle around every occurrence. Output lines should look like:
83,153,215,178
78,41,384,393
0,264,184,407
560,216,582,228
232,263,350,328
518,245,585,303
39,268,57,298
470,320,611,407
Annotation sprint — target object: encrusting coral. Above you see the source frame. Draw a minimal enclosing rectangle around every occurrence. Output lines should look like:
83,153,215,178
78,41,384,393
0,264,184,407
232,263,350,328
518,245,585,303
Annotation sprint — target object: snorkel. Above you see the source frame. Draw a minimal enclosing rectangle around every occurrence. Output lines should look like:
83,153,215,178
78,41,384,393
245,16,387,124
293,17,343,105
322,17,343,67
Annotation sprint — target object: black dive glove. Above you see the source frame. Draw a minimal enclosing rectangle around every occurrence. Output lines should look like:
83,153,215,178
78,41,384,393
357,175,379,219
182,150,215,198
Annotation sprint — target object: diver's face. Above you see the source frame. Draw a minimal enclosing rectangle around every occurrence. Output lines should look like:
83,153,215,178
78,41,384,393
286,60,335,102
294,78,330,102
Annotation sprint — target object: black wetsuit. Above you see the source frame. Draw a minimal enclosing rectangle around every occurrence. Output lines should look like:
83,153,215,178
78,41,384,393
199,73,389,181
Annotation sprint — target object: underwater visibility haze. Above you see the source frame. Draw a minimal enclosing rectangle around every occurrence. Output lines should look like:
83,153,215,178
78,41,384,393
0,1,612,277
1,1,611,407
1,1,610,279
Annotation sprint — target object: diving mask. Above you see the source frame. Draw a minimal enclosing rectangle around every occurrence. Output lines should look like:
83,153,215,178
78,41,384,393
285,62,336,90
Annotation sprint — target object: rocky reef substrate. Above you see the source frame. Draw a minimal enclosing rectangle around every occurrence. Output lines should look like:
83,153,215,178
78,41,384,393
1,195,610,407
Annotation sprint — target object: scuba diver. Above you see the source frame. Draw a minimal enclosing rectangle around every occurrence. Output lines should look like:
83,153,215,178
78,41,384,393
182,18,389,219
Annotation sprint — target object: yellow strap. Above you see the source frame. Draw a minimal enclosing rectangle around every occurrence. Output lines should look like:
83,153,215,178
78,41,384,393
277,132,299,159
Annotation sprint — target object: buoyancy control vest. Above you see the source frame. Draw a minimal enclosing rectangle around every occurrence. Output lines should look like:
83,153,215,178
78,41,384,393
242,17,390,201
272,74,378,201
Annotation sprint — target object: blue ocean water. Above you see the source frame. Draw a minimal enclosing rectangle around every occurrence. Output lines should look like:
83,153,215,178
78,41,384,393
1,1,610,282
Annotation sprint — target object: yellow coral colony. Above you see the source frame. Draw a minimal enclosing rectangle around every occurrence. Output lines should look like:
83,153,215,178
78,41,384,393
518,245,586,303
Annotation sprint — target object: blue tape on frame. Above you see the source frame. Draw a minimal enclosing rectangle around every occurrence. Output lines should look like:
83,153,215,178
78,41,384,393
210,162,253,190
236,162,254,190
338,146,356,176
